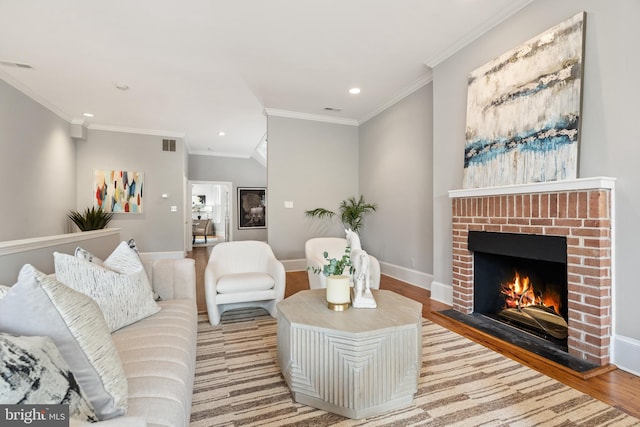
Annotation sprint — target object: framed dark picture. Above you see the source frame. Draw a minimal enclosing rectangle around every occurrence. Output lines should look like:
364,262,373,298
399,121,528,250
237,187,266,229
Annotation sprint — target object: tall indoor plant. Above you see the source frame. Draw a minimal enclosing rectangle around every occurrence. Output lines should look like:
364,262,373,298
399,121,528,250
305,195,377,233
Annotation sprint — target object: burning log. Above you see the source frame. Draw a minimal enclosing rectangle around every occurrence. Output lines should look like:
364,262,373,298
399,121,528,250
499,271,568,340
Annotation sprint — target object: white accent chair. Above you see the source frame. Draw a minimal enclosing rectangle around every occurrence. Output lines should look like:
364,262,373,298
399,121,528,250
305,237,381,290
204,240,285,326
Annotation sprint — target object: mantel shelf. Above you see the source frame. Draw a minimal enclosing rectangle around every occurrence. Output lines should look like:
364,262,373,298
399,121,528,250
449,177,616,199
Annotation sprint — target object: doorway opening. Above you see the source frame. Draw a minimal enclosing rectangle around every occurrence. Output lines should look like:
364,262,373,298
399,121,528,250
187,181,232,250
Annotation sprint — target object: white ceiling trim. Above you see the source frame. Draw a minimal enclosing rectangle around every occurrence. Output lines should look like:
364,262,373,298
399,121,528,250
359,71,434,125
0,71,71,122
87,123,186,139
264,108,359,126
424,0,535,68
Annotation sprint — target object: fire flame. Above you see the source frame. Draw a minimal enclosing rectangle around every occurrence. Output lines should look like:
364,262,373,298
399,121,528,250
501,271,561,315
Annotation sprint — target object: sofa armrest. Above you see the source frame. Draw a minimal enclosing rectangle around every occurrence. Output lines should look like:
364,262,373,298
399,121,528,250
70,416,146,427
144,258,196,300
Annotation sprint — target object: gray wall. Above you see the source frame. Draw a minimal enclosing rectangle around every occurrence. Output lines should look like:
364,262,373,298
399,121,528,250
359,84,433,273
188,154,267,241
432,0,640,350
267,116,359,260
76,130,186,252
0,79,76,241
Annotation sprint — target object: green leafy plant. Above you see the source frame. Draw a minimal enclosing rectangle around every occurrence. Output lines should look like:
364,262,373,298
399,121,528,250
305,195,377,233
309,246,353,277
68,207,113,231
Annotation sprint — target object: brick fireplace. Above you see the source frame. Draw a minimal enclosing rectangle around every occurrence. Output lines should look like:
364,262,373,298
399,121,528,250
449,177,615,366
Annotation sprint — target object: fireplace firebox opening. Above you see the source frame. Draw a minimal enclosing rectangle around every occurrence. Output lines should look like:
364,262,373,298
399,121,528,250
469,231,568,349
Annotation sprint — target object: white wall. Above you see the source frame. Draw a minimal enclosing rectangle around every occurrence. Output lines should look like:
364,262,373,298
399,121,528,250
267,115,359,260
432,0,640,373
0,79,76,241
188,154,266,241
359,84,434,283
76,129,186,253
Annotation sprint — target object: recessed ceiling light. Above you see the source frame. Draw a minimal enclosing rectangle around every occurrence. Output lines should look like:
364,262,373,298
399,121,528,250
83,113,94,117
218,131,225,136
349,87,361,95
115,83,129,91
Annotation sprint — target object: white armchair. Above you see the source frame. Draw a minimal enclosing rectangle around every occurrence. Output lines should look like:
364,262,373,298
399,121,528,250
305,237,380,290
204,241,285,326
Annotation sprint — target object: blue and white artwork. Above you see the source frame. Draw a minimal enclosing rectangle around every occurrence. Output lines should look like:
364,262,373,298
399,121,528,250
463,12,585,189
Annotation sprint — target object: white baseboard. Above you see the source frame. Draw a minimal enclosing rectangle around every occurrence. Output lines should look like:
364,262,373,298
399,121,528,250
139,251,185,262
613,335,640,376
430,281,453,306
379,261,432,289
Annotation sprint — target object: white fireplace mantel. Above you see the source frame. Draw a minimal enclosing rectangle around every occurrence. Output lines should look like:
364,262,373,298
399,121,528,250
449,177,616,199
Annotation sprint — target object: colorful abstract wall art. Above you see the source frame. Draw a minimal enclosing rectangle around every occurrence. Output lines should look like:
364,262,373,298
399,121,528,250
94,170,144,213
463,12,585,189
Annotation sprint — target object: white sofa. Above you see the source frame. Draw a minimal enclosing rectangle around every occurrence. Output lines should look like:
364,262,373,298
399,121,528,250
1,257,197,427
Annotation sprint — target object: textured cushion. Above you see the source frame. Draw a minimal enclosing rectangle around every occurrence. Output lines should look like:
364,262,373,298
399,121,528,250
55,248,161,332
216,272,275,293
76,241,162,302
0,265,128,420
106,240,162,302
0,334,97,422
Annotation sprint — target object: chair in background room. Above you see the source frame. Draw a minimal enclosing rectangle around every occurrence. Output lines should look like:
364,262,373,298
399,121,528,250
305,237,381,290
204,240,285,325
192,219,211,243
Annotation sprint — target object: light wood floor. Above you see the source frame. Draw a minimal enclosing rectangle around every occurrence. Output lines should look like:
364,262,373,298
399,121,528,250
187,247,640,419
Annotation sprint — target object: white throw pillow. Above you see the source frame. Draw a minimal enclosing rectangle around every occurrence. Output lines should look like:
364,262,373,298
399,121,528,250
55,244,160,332
0,334,98,423
0,265,128,420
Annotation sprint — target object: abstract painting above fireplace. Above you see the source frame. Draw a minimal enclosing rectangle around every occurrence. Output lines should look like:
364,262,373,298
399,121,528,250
463,12,585,189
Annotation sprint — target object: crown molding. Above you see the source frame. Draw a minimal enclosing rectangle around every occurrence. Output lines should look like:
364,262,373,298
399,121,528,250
87,123,185,138
0,70,72,122
359,71,433,125
264,108,359,126
424,0,534,68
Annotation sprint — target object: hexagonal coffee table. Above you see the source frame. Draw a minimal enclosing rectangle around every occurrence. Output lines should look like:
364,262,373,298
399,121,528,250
277,289,422,419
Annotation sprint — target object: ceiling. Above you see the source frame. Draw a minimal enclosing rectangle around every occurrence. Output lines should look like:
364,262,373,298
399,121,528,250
0,0,532,158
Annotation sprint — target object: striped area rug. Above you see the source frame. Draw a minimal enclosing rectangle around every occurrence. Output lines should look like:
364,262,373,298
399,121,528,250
190,309,639,426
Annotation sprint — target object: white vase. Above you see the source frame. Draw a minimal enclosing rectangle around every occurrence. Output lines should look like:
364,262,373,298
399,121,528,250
326,275,350,311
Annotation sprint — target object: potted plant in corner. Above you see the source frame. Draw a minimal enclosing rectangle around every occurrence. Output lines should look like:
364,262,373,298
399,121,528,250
309,246,353,311
305,195,377,233
67,206,113,231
